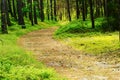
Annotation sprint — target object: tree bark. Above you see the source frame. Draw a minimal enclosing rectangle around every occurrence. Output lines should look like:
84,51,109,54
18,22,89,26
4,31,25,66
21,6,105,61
28,0,34,25
1,0,8,34
66,0,71,21
89,0,95,28
40,0,45,22
54,0,57,21
82,0,85,21
6,0,12,26
8,0,13,17
50,0,53,20
47,0,50,20
12,0,17,20
33,0,38,24
17,0,26,29
76,0,79,19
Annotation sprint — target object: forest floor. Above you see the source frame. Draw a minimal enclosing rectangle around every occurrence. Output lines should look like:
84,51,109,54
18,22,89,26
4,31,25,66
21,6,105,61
18,27,120,80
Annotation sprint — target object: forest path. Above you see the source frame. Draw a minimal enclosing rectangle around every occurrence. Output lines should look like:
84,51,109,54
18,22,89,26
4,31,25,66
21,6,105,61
18,27,120,80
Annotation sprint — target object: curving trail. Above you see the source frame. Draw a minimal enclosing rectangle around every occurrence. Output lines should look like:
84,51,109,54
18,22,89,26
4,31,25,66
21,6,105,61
18,27,120,80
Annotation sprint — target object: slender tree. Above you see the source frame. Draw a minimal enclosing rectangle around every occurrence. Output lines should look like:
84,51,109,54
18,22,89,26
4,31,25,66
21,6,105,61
33,0,38,24
46,0,50,20
17,0,26,29
89,0,95,28
6,0,12,26
12,0,17,20
66,0,71,21
76,0,80,19
1,0,8,34
82,0,86,21
8,0,13,17
40,0,45,22
54,0,57,21
50,0,53,20
28,0,34,25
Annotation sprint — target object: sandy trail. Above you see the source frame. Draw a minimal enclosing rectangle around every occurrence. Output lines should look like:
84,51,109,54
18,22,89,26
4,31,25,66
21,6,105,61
19,27,120,80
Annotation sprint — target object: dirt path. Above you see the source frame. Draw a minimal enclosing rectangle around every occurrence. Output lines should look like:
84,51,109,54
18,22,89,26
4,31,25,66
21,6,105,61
19,27,120,80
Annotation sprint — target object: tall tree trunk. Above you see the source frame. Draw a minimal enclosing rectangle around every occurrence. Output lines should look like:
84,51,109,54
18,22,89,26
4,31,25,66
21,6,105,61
1,0,8,34
95,0,100,18
66,0,71,21
17,0,26,29
76,0,79,19
6,1,12,26
33,0,38,24
50,0,53,20
28,0,34,25
85,0,88,18
8,0,13,17
47,0,50,20
40,0,45,22
118,0,120,41
54,0,57,21
12,0,17,20
89,0,95,28
82,0,85,21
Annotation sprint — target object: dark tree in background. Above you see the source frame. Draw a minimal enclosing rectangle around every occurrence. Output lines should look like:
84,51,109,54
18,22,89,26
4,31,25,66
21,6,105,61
6,0,12,26
1,0,8,34
89,0,95,28
54,0,57,21
46,0,50,20
8,0,13,17
50,0,53,20
76,0,80,19
82,0,86,21
66,0,71,21
1,0,120,34
12,0,17,20
33,0,38,24
28,0,34,25
40,0,45,22
17,0,26,29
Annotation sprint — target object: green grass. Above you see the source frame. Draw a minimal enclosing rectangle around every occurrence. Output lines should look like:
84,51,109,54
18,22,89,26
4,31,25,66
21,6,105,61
0,21,65,80
54,18,120,55
60,32,120,55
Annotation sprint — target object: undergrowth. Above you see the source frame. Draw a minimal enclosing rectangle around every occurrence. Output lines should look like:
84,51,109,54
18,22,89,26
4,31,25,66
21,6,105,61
0,20,65,80
55,18,120,55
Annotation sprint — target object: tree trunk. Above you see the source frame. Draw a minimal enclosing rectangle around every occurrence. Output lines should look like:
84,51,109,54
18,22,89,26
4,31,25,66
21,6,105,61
1,0,8,34
82,0,85,21
89,0,95,28
47,0,50,20
76,0,79,19
28,0,34,25
12,0,17,20
95,0,100,18
66,0,71,21
50,0,53,20
8,0,13,17
6,0,12,26
54,0,57,21
40,0,45,22
17,0,26,29
33,0,38,24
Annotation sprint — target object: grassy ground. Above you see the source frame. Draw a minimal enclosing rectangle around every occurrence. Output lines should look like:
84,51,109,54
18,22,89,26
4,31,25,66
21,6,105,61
0,20,65,80
55,18,120,55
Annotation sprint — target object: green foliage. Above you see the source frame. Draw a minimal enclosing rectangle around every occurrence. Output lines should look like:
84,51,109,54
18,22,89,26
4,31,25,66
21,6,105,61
55,18,104,36
0,22,64,80
54,19,120,55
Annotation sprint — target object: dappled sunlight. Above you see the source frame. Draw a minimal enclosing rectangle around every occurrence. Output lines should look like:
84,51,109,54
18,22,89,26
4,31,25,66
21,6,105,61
62,32,120,55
